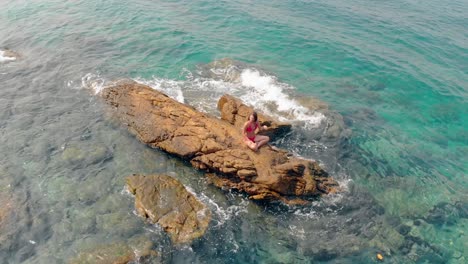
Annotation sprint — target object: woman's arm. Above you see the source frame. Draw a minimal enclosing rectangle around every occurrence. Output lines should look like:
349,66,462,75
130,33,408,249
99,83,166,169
256,121,267,132
242,122,249,137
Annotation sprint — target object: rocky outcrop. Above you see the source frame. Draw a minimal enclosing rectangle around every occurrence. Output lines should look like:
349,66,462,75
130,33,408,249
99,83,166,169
101,81,339,204
126,174,211,244
217,94,292,139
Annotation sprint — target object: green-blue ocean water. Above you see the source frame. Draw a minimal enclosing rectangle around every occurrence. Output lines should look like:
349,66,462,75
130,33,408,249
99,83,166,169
0,0,466,263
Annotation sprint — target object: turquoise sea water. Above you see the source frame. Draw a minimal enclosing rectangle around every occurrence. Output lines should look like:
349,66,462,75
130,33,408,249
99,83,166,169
0,0,467,263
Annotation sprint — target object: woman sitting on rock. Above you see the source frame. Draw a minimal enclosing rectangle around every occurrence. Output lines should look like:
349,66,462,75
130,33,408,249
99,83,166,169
243,111,269,151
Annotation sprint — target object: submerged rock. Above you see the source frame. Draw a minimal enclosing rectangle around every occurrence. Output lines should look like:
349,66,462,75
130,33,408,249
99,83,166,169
425,201,468,226
0,178,23,256
101,81,338,203
0,169,13,228
126,174,211,244
95,212,142,237
61,143,112,167
0,193,13,229
0,177,50,262
294,96,350,143
196,58,244,82
69,236,160,264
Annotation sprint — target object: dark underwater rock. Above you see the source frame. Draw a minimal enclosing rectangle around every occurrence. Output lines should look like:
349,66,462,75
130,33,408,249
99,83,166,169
61,143,112,168
195,58,244,82
425,202,458,226
454,201,468,218
425,201,463,226
397,224,412,235
369,82,386,91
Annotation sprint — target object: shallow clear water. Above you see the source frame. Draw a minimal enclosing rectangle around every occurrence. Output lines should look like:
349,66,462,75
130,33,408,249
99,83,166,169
0,0,467,263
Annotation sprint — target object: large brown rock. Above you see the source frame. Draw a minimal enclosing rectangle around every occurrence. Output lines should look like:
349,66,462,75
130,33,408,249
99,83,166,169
217,94,291,139
126,174,211,244
102,81,338,204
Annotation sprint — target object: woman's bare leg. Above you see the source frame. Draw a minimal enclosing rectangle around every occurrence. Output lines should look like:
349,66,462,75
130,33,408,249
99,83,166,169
255,135,269,149
244,139,258,151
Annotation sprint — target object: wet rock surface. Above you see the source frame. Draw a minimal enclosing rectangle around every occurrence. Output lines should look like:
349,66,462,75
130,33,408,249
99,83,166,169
126,174,211,244
217,94,292,140
101,81,339,203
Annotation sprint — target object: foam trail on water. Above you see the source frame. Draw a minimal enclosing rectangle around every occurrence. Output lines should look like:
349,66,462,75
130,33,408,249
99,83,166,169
0,50,17,62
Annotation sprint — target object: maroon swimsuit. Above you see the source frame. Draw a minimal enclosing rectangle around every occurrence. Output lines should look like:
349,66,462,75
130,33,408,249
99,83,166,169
246,122,258,142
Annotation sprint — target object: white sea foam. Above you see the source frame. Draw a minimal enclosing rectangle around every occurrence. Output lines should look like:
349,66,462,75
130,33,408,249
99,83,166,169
0,50,17,62
81,73,109,94
288,225,306,239
80,64,327,130
293,206,320,218
133,66,326,129
240,69,294,112
193,192,249,228
120,186,133,196
208,64,242,82
134,77,185,103
239,69,325,128
134,76,240,114
292,177,352,219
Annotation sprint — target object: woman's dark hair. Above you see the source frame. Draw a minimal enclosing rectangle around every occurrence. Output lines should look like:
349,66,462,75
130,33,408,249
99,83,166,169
250,111,258,122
